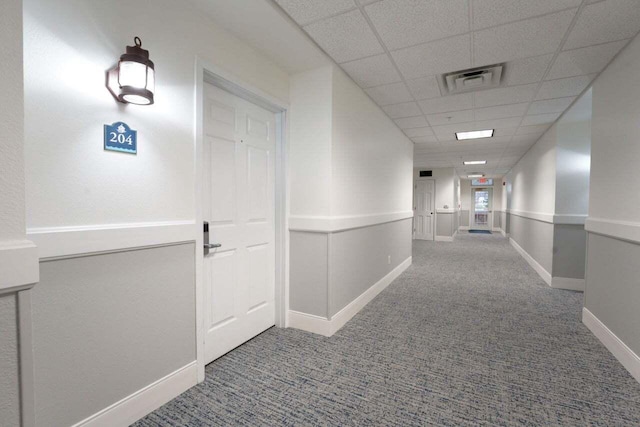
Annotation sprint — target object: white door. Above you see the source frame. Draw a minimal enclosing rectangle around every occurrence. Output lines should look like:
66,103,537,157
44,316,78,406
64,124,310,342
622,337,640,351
471,188,493,230
413,179,435,240
203,83,276,363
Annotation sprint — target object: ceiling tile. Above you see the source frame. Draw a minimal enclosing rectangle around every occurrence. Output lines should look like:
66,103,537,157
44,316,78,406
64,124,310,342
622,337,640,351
357,0,378,4
474,84,538,107
365,82,413,105
516,124,550,135
405,126,436,138
418,93,474,114
475,117,523,129
521,112,561,126
275,0,356,25
528,97,575,115
432,122,477,140
472,0,582,30
412,135,439,143
511,134,540,145
406,76,442,100
395,116,429,129
304,10,384,63
392,34,471,80
382,101,423,118
493,127,518,137
563,0,640,50
365,0,469,50
474,102,529,120
474,10,576,65
426,109,475,126
341,54,402,88
535,75,595,100
546,40,627,80
505,54,554,86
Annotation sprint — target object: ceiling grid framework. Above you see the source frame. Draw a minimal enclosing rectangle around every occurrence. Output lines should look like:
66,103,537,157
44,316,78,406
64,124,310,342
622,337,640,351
274,0,640,177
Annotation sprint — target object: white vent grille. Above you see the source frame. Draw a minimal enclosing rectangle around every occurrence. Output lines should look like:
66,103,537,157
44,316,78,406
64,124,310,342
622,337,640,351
439,64,505,95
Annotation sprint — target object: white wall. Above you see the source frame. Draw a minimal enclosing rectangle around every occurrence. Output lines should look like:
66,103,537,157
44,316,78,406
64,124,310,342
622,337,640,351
24,0,289,230
509,126,557,215
0,2,37,426
289,66,333,217
0,0,25,241
289,64,414,332
22,0,292,425
584,33,640,371
555,91,592,216
460,179,471,211
493,181,503,211
331,67,413,217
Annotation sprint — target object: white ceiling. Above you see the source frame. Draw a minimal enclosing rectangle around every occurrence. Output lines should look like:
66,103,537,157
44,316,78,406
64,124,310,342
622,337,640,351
274,0,640,178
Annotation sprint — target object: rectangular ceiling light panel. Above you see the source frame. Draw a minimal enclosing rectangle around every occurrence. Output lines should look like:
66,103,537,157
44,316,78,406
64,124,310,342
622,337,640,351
456,129,494,140
463,160,487,165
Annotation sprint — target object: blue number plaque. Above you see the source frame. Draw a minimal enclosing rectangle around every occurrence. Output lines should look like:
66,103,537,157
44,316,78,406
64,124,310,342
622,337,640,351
104,122,137,154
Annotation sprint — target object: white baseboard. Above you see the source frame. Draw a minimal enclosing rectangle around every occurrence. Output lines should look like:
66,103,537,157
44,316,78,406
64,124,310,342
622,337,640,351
509,238,551,285
492,227,501,232
288,310,332,337
435,235,453,242
288,256,412,337
500,229,509,238
582,308,640,384
330,256,412,334
72,361,198,427
551,277,585,292
459,226,469,231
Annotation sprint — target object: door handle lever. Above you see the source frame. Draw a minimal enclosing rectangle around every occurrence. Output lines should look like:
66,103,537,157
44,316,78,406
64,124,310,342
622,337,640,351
204,243,222,249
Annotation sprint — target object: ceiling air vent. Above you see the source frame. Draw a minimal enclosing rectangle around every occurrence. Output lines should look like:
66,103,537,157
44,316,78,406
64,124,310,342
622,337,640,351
439,64,505,95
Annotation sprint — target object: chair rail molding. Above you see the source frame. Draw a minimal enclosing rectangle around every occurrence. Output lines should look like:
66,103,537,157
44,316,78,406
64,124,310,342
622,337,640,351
585,217,640,245
0,239,39,294
28,221,196,260
289,211,413,233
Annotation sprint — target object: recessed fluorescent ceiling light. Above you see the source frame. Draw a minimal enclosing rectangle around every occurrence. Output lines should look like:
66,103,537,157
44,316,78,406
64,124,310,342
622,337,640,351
468,174,484,178
456,129,494,140
463,160,487,165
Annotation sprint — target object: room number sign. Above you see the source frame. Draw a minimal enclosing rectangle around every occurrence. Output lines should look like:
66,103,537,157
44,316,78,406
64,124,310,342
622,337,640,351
104,121,137,154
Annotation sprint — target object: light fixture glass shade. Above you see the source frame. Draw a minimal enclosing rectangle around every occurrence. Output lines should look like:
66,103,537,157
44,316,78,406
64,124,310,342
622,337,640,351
119,61,148,88
107,37,155,105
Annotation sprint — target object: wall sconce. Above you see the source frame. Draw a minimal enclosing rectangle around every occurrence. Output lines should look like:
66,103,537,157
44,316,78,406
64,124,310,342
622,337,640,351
107,37,155,105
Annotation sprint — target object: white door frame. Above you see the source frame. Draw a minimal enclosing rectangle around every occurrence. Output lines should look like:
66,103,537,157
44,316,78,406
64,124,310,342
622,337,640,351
194,58,289,382
470,187,493,230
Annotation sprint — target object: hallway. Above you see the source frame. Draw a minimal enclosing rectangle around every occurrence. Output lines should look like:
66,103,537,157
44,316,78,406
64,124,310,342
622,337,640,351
136,234,640,426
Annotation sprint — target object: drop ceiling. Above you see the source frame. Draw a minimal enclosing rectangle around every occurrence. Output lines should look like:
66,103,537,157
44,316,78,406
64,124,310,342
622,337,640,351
274,0,640,177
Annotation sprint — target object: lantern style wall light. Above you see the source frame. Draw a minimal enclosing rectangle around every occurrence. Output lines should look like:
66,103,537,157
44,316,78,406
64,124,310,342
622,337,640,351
107,37,155,105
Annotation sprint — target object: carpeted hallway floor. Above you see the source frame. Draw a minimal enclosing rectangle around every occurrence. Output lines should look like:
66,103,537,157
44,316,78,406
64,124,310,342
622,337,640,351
135,233,640,426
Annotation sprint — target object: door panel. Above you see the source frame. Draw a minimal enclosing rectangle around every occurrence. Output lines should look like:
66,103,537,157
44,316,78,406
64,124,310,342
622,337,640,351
471,188,493,230
414,179,435,240
203,83,276,364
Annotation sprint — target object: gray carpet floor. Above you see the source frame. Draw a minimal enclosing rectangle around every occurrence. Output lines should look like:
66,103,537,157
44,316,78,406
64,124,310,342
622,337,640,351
135,233,640,426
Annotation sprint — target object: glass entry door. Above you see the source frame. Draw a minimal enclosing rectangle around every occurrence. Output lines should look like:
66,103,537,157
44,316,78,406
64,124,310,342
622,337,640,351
472,188,492,230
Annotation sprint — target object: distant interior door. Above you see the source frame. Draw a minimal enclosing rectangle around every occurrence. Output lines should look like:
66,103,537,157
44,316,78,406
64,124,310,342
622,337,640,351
471,188,493,231
203,82,276,364
413,179,435,240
